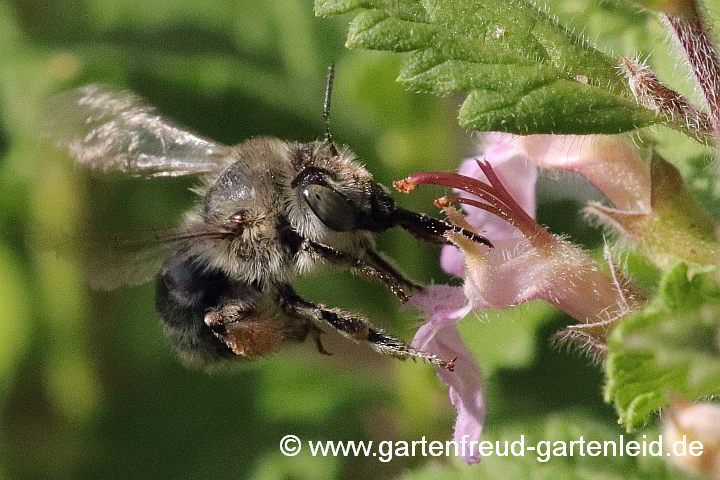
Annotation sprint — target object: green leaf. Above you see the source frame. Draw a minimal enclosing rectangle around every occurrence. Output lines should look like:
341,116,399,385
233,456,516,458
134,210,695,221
315,0,660,135
605,263,720,431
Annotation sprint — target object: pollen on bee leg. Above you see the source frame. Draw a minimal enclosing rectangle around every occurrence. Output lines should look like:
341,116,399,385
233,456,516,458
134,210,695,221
204,310,227,334
433,196,452,209
222,320,285,358
392,176,417,193
441,356,457,372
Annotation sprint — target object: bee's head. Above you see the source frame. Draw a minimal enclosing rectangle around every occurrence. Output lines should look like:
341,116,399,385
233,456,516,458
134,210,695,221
290,64,397,235
291,141,396,233
291,141,492,247
288,66,490,246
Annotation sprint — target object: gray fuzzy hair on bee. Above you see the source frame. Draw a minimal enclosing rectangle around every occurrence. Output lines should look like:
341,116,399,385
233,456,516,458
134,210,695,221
45,67,491,370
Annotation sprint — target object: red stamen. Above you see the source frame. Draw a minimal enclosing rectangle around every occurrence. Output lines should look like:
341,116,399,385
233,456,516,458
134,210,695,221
475,160,547,239
442,196,505,220
400,159,551,243
408,172,498,202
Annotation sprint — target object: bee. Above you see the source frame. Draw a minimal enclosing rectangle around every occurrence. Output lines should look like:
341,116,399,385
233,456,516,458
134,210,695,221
46,67,491,370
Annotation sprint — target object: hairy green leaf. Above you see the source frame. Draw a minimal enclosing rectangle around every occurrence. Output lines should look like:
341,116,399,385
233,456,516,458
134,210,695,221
315,0,661,134
605,263,720,431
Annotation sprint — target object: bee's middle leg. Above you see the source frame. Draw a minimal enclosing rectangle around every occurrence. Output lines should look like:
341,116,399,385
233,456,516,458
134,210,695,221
299,239,409,302
364,247,424,291
278,284,455,371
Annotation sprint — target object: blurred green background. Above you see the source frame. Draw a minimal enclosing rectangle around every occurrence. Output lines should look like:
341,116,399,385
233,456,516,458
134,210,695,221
0,1,713,479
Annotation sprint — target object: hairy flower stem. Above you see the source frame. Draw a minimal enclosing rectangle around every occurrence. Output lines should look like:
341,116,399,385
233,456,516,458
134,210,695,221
664,2,720,137
620,57,713,142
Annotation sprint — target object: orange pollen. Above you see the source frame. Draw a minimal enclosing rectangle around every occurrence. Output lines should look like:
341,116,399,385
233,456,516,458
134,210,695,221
392,176,417,193
433,196,451,208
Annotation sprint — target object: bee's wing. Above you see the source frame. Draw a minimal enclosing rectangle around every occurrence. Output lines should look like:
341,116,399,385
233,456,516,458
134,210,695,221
83,232,172,290
75,224,232,290
46,84,234,177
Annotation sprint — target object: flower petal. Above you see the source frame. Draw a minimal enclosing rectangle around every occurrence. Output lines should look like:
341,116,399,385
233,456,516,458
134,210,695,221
518,134,651,213
407,286,485,463
447,230,633,343
423,325,486,463
405,284,470,331
441,134,538,277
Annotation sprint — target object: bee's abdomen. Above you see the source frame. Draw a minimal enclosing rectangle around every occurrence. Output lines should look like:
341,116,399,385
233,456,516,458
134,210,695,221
155,256,252,365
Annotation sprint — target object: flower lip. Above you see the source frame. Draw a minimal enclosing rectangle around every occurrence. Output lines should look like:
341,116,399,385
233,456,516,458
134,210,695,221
406,285,486,463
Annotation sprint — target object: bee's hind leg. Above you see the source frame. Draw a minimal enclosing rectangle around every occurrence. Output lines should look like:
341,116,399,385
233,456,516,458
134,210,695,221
278,284,455,371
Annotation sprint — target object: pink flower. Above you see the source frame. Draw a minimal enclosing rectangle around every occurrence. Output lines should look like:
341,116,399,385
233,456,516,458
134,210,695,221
440,133,649,279
405,285,485,463
517,134,650,213
399,134,641,464
407,159,634,329
511,134,717,270
663,400,720,479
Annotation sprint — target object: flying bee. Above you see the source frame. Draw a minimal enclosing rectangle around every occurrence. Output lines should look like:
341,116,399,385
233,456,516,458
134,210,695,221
46,67,491,370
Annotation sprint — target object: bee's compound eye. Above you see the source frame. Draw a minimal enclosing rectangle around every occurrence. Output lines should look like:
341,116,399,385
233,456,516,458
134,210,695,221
302,184,357,232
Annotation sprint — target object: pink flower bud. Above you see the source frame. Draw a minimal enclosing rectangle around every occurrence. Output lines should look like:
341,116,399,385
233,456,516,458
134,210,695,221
664,401,720,479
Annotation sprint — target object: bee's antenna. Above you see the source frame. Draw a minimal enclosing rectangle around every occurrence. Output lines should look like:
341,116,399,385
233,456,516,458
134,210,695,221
323,63,339,157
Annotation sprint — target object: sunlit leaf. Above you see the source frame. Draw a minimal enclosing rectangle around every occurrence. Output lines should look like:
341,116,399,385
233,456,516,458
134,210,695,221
315,0,661,135
605,263,720,431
